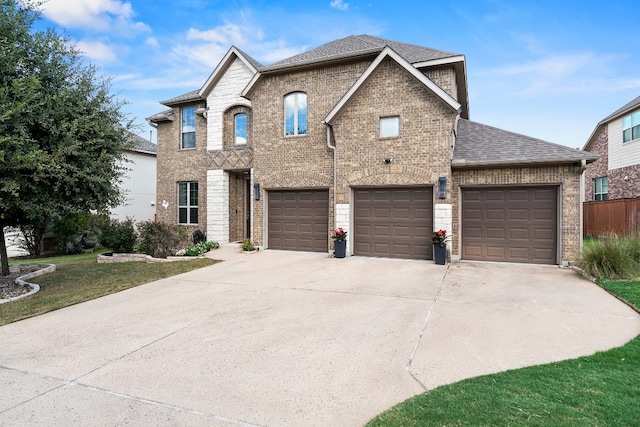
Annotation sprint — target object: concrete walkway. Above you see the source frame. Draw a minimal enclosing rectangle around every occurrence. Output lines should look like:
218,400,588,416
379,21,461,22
1,246,639,426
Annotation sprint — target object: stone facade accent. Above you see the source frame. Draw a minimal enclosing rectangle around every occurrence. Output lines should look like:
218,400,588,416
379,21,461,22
335,203,350,254
155,101,208,233
206,58,254,151
206,169,229,242
452,165,583,264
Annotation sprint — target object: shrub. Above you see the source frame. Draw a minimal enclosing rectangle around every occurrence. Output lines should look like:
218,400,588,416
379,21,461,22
137,220,189,258
96,218,137,253
184,241,219,256
241,240,255,252
52,212,100,254
580,235,640,279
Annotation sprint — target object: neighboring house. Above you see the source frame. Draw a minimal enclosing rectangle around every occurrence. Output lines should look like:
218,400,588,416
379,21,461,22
583,95,640,201
148,35,597,265
110,133,157,222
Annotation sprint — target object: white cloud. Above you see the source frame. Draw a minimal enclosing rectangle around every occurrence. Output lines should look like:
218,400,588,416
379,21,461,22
484,51,632,96
145,37,159,48
75,40,118,62
330,0,349,11
42,0,149,34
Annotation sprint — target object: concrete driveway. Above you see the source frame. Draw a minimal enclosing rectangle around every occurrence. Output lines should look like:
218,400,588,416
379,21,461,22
1,246,639,426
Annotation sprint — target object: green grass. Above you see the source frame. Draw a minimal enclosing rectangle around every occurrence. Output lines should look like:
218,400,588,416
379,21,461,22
1,251,219,326
367,280,640,426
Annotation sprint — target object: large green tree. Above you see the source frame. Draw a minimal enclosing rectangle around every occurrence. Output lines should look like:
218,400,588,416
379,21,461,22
0,0,133,275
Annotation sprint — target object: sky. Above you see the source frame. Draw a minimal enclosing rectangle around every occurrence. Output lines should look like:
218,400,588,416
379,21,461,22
34,0,640,149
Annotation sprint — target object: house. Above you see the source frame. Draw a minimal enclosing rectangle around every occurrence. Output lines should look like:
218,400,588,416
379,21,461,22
110,133,157,222
583,95,640,201
148,35,597,265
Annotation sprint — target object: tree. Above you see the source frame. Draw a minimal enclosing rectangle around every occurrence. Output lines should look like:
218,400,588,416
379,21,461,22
0,0,133,275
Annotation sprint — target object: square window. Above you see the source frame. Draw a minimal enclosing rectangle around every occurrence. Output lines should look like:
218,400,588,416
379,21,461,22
380,116,399,138
622,110,640,143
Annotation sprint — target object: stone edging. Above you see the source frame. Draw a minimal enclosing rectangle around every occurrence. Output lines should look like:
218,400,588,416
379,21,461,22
0,264,56,305
97,253,205,264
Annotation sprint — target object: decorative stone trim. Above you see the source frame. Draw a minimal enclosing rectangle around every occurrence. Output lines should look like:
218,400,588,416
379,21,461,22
97,253,205,264
0,264,56,304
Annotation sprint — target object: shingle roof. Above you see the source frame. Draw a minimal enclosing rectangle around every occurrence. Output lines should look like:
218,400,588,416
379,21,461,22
160,90,202,106
600,94,640,123
261,34,460,72
146,108,174,123
127,133,157,155
453,119,597,167
234,46,263,70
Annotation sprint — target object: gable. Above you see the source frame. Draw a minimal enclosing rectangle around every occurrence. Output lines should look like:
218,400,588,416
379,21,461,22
323,47,460,126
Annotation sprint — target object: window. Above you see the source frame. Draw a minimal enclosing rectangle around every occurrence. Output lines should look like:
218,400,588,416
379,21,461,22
380,116,400,138
593,177,608,201
235,113,247,145
284,92,307,136
623,111,640,143
178,182,198,224
181,106,196,149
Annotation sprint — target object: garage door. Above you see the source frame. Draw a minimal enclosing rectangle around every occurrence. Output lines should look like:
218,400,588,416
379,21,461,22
268,190,329,252
462,187,557,264
354,188,433,259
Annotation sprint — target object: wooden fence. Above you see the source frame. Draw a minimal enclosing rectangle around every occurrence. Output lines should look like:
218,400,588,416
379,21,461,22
583,197,640,237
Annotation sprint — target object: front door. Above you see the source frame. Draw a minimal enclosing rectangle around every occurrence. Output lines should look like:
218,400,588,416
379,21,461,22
245,179,251,239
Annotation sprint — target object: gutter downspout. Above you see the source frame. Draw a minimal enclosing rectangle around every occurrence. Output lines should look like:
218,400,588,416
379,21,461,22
325,123,338,250
579,159,587,259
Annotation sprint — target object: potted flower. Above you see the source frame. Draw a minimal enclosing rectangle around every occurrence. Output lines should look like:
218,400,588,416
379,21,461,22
332,227,347,258
432,229,448,265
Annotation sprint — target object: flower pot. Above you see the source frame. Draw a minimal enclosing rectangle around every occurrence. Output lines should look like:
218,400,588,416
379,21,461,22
334,240,346,258
433,244,446,265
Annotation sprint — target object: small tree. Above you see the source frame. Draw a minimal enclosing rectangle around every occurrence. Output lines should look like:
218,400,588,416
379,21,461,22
0,0,133,274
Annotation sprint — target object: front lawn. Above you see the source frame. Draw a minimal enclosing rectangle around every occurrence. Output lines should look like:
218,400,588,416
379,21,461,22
1,251,218,326
367,280,640,426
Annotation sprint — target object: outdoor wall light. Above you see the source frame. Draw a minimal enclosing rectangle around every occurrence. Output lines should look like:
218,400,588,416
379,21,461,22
384,158,393,164
438,176,447,199
253,183,260,201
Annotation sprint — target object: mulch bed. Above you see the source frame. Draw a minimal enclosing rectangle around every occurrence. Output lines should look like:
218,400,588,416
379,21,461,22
0,265,44,300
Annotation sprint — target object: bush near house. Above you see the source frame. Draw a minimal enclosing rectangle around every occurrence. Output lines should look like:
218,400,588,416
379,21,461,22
137,220,189,258
96,218,137,254
580,235,640,279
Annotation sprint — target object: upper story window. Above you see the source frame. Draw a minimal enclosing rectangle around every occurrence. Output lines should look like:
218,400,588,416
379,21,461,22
593,176,608,201
623,111,640,143
284,92,307,136
181,106,196,149
178,181,198,224
380,116,400,138
235,113,247,145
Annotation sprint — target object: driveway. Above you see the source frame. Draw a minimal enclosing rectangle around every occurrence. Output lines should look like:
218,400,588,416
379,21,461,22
1,246,639,426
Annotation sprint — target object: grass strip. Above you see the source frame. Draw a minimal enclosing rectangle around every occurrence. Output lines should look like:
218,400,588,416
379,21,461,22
1,252,218,326
368,280,640,426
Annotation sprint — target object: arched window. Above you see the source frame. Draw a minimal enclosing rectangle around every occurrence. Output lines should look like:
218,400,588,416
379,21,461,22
235,113,247,145
284,92,307,136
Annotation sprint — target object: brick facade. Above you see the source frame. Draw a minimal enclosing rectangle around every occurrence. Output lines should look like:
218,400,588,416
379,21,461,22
155,102,208,234
584,124,640,200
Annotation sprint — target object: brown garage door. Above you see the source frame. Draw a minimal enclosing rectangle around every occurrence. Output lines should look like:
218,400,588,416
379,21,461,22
268,190,329,252
354,187,433,259
462,187,557,264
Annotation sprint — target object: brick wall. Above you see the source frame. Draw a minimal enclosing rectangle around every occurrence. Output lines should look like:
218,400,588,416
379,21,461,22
583,125,640,200
155,102,208,234
452,165,583,263
249,60,372,246
583,126,608,201
333,58,456,203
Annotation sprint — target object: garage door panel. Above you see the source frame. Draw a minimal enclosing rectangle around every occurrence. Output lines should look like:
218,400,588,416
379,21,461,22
268,190,328,252
354,187,433,259
462,187,557,264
